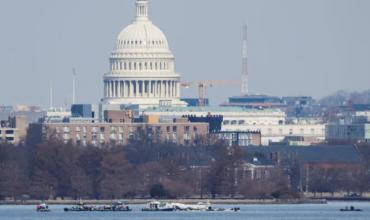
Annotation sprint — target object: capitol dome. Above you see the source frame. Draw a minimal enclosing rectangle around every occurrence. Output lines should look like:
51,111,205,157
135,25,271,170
102,0,186,108
114,21,170,53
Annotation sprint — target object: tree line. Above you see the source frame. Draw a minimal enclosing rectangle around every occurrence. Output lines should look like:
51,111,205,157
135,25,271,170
0,141,370,200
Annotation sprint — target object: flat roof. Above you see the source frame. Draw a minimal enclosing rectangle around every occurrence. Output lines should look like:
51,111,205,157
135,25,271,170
144,106,283,113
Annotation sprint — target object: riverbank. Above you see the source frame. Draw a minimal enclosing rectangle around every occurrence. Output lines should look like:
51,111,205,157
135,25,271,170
0,198,327,205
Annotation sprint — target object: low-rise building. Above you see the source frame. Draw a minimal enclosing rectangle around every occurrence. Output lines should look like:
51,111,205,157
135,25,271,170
326,123,370,143
222,123,325,146
30,119,209,147
0,116,28,145
213,131,261,146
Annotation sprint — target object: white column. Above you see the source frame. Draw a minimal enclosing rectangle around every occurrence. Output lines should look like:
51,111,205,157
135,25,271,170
155,81,157,97
148,81,151,97
163,81,165,97
117,81,121,97
167,81,170,97
177,82,180,98
130,81,134,98
109,81,113,97
165,81,168,97
135,81,139,97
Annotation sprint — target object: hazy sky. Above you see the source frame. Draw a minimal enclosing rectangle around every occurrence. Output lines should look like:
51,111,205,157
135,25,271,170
1,0,370,107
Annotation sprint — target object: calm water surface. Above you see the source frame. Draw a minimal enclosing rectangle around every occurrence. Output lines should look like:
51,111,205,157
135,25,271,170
0,202,369,220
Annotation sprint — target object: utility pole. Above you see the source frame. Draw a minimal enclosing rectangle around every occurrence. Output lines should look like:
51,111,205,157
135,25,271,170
49,81,53,109
241,24,249,96
72,68,77,104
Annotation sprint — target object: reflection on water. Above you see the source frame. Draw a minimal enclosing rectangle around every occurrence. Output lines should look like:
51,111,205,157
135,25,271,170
0,202,369,220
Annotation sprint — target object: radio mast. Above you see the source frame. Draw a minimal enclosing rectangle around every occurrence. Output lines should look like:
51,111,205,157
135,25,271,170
241,24,249,96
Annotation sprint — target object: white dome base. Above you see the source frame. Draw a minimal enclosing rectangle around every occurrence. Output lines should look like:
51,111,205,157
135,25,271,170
104,97,187,109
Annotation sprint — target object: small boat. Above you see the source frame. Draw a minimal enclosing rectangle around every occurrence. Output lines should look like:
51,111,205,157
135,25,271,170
96,201,132,212
340,206,362,212
210,207,241,212
172,202,211,211
36,203,51,212
142,201,175,211
64,202,95,212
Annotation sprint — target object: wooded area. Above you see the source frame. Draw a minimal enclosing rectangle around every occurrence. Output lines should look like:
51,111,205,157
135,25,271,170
0,141,369,200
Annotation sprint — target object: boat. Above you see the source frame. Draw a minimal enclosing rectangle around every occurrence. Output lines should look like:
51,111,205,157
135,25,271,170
340,206,362,212
64,202,96,212
172,202,211,211
36,203,51,212
96,201,132,212
208,207,241,212
142,201,175,211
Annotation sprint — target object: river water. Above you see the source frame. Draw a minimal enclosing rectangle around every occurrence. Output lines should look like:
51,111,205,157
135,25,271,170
0,202,369,220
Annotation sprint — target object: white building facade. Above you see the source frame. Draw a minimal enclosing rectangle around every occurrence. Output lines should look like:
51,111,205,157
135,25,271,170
103,0,186,108
143,107,325,146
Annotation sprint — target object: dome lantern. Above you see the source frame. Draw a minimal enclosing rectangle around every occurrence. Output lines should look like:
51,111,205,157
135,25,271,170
136,0,149,21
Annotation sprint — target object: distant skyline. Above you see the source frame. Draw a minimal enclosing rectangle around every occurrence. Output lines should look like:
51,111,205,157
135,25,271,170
1,0,370,107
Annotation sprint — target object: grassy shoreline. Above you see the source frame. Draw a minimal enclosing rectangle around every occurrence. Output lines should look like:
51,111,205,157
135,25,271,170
0,199,327,205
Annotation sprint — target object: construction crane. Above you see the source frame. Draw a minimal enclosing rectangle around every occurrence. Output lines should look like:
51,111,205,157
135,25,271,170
181,80,240,107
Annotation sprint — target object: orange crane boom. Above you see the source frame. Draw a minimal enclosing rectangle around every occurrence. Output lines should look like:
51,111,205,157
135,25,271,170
181,80,240,107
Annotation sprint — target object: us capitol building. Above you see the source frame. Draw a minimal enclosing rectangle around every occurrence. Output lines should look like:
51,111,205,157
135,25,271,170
102,0,186,108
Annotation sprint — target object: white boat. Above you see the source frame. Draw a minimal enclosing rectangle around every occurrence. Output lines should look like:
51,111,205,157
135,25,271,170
171,202,211,211
36,203,50,212
142,201,175,211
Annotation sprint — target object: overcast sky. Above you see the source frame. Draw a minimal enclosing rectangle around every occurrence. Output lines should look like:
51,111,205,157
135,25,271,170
1,0,370,107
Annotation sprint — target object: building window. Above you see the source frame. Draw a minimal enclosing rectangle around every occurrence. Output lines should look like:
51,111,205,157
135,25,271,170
185,126,190,133
289,129,293,135
173,126,177,133
166,126,171,132
63,134,70,140
100,127,105,133
5,130,14,134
